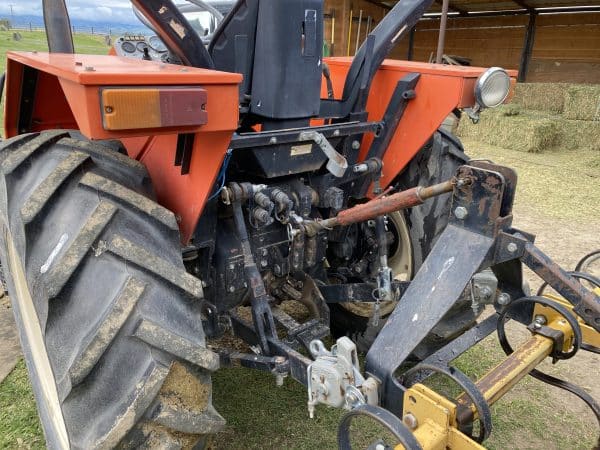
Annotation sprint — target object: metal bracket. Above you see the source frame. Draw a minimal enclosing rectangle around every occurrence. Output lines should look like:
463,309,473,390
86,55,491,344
362,162,599,417
365,164,508,415
307,337,378,418
298,130,348,178
365,73,420,162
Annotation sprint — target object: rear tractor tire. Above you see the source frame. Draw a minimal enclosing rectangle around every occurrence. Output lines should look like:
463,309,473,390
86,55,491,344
331,130,478,358
0,131,224,449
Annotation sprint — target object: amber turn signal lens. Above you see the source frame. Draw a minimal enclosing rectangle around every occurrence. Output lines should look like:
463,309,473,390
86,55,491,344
100,87,208,131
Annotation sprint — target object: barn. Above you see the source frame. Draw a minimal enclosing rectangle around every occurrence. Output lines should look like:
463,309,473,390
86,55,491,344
323,0,600,83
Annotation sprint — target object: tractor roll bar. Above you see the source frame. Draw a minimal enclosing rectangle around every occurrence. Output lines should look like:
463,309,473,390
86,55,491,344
42,0,214,68
130,0,215,68
42,0,75,53
320,0,435,118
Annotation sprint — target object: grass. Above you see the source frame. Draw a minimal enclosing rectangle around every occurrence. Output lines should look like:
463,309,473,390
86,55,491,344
0,33,598,449
463,137,600,223
4,331,595,449
0,360,44,449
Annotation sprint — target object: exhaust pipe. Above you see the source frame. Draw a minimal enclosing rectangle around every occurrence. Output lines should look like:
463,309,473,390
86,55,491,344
43,0,74,53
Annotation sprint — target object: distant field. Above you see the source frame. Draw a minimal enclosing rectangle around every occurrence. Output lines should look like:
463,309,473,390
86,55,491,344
0,29,109,71
0,30,109,135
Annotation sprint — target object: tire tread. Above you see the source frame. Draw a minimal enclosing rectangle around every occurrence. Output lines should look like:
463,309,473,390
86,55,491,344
0,131,222,449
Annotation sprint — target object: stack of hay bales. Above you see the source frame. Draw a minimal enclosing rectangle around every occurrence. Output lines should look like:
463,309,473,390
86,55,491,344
457,83,600,153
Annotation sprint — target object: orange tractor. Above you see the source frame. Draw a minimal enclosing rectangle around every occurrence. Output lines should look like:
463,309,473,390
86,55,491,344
1,0,599,448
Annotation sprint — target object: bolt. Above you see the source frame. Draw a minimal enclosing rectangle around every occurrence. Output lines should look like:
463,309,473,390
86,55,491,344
479,286,492,299
454,206,468,220
269,137,277,144
353,163,368,173
534,314,547,326
351,140,361,150
228,286,235,293
333,129,340,136
84,66,95,72
104,106,113,114
497,292,511,306
403,413,418,430
507,242,518,253
260,260,268,268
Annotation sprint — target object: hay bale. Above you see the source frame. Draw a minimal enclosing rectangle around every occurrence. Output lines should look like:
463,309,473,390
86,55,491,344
512,83,566,114
457,109,560,153
501,104,521,117
563,85,600,122
556,119,600,151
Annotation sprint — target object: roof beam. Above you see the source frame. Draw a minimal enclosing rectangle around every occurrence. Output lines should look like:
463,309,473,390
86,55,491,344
364,0,392,10
518,12,537,82
421,5,600,18
434,0,468,15
512,0,533,10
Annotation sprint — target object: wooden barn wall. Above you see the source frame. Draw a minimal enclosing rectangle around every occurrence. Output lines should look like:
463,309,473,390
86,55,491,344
528,13,600,83
323,0,389,57
392,15,528,69
322,1,600,83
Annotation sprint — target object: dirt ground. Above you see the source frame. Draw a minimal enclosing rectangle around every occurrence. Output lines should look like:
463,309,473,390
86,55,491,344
0,295,20,383
505,202,600,443
461,139,600,450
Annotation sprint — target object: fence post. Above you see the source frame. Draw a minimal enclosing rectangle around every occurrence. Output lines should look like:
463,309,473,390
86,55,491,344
29,22,32,32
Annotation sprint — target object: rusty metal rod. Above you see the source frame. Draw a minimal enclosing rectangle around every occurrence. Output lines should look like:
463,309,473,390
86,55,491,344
320,179,455,229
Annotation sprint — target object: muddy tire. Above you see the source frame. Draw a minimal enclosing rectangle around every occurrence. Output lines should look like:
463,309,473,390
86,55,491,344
0,131,224,449
331,130,478,358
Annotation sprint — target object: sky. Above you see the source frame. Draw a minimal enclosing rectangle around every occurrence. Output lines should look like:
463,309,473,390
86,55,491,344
0,1,138,24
